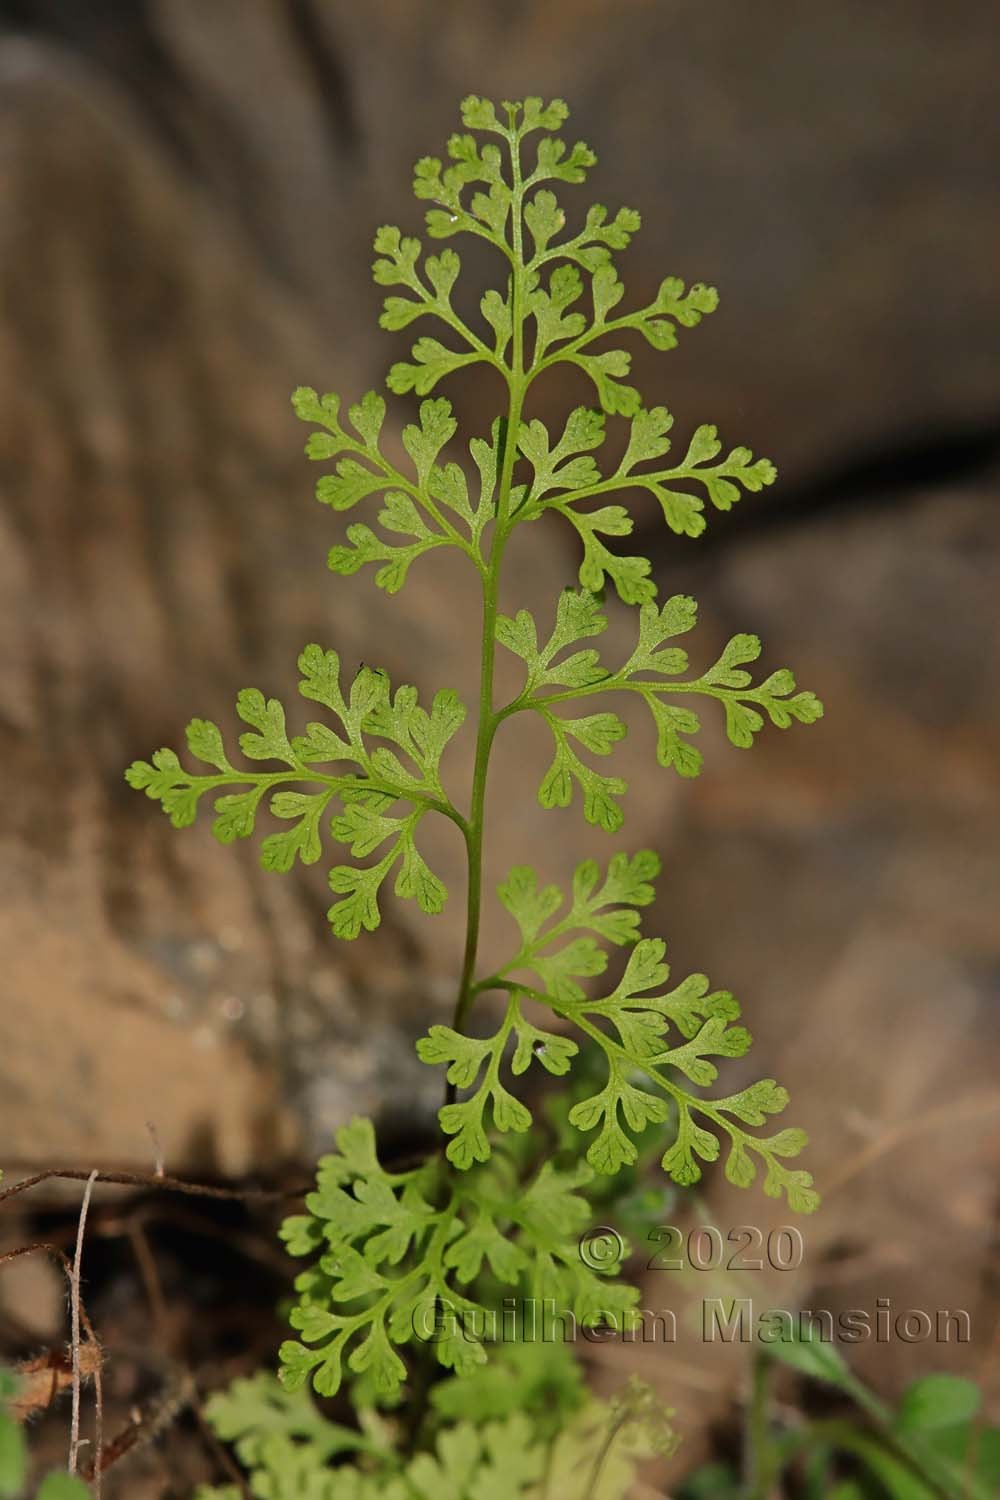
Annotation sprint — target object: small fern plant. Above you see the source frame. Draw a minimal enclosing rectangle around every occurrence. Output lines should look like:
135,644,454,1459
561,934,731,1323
128,96,822,1493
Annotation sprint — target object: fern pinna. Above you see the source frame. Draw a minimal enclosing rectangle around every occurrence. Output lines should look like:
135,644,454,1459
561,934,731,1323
128,96,822,1495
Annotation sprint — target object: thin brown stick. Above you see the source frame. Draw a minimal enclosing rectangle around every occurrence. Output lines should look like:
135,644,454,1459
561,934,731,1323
105,1200,291,1275
0,1161,303,1491
121,1189,251,1494
93,1332,104,1499
82,1370,196,1483
0,1166,308,1207
145,1121,166,1179
69,1170,98,1477
80,1416,144,1481
0,1244,96,1341
0,1243,104,1494
127,1218,171,1350
192,1395,254,1500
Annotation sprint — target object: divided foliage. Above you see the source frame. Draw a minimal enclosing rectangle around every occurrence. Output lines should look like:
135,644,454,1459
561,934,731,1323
127,647,466,938
419,852,816,1210
125,95,825,1496
274,1117,638,1403
196,1365,675,1500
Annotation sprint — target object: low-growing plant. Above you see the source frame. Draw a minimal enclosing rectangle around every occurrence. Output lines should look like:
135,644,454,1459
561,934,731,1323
127,94,824,1495
682,1329,1000,1499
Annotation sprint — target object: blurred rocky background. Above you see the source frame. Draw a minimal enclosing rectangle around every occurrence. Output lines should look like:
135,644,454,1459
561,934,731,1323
1,0,998,1486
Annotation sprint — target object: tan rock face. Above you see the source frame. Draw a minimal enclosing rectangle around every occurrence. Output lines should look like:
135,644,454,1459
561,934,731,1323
169,0,1000,479
0,41,669,1169
1,17,997,1417
639,484,1000,1434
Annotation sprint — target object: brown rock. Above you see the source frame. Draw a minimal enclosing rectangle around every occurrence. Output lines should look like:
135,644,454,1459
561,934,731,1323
645,482,1000,1413
0,41,666,1169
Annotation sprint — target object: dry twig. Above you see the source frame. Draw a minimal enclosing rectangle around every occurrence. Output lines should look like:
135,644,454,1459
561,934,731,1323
69,1171,99,1480
0,1242,104,1494
0,1166,307,1207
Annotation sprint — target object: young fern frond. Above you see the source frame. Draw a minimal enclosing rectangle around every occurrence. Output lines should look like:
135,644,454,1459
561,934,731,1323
496,588,823,808
196,1369,674,1500
418,855,818,1213
127,647,466,937
128,94,825,1485
276,1118,638,1402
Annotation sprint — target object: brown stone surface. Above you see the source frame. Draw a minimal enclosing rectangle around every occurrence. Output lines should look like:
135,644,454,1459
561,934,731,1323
630,481,1000,1458
0,37,663,1168
166,0,1000,479
0,10,997,1471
